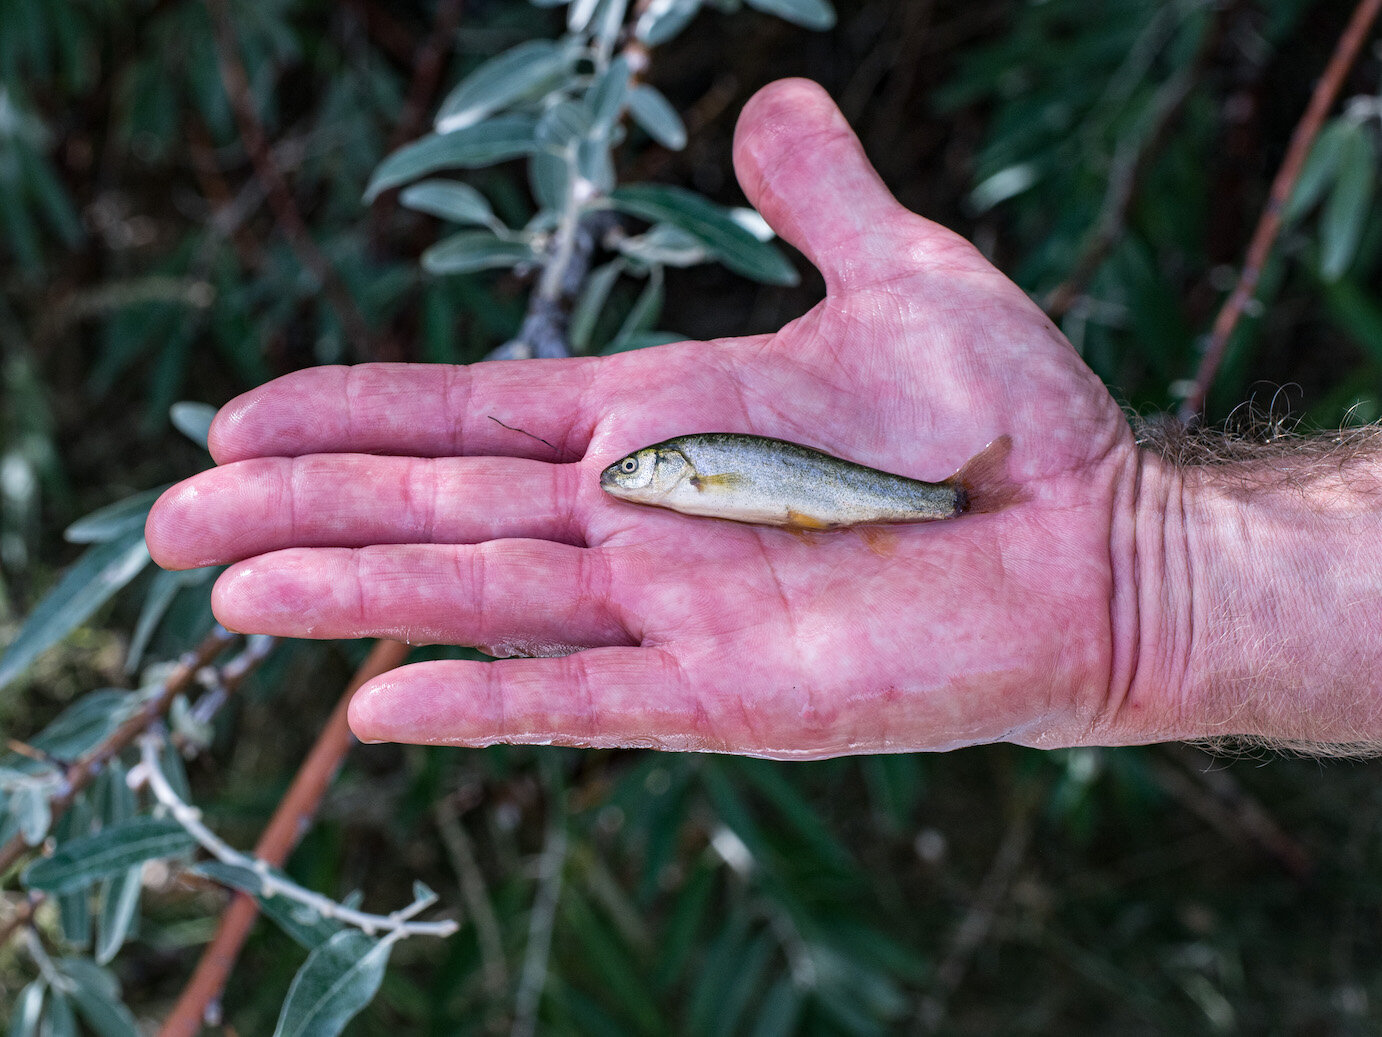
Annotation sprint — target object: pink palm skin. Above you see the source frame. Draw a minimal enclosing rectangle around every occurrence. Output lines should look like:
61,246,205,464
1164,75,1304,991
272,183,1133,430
146,79,1195,759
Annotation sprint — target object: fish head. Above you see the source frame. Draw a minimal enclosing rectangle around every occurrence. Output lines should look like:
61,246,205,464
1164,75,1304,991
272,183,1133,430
600,444,692,501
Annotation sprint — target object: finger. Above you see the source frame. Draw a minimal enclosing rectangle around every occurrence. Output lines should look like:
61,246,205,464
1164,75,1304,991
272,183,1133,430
732,78,986,293
211,542,634,653
348,649,741,753
146,454,585,570
209,359,601,465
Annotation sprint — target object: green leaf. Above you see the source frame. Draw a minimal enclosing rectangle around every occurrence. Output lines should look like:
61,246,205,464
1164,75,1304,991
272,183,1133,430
606,185,798,285
127,566,216,673
191,861,344,949
59,960,139,1037
751,976,802,1037
743,0,835,29
272,931,395,1037
7,980,44,1037
1319,123,1376,282
398,180,495,227
421,232,536,275
629,85,687,150
609,268,664,351
64,486,168,544
1284,119,1351,223
618,223,708,267
635,0,702,44
169,401,216,449
14,781,51,845
53,797,93,948
364,117,539,202
40,991,76,1037
733,758,854,869
435,41,574,134
587,56,631,136
3,690,134,766
94,868,141,965
0,528,151,693
23,816,195,895
1322,276,1382,367
570,259,624,353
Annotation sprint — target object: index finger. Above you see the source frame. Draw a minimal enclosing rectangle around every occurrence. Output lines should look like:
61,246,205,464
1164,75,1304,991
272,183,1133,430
209,358,604,465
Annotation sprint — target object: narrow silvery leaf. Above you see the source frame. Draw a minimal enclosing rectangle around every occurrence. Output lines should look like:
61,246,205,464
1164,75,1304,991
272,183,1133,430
594,0,630,48
55,795,94,948
743,0,835,29
435,41,571,133
635,0,702,44
629,85,687,150
94,868,141,965
57,959,120,1001
618,223,708,267
64,486,168,544
15,782,51,845
272,931,395,1037
587,56,631,136
365,117,539,201
398,180,495,227
8,981,44,1037
59,960,139,1037
568,0,601,31
0,529,150,693
537,100,593,151
570,259,624,353
577,138,615,193
1285,119,1351,223
41,992,76,1037
530,149,572,210
606,184,798,285
610,268,664,351
158,739,193,803
421,233,537,275
127,566,214,673
4,689,133,765
169,401,216,449
23,816,195,895
1319,123,1376,282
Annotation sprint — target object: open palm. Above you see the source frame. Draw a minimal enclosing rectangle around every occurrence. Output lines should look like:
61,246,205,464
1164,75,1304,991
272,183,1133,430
148,79,1171,758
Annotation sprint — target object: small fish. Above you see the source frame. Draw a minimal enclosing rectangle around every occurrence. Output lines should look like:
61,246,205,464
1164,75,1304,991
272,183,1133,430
599,433,1016,530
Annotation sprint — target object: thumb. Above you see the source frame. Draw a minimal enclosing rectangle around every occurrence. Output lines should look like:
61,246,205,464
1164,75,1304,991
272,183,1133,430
733,79,975,294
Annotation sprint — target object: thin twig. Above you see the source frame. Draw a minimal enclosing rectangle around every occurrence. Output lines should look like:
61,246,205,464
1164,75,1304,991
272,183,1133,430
159,639,411,1037
0,628,235,878
1046,9,1225,320
435,798,510,997
1178,0,1382,421
204,0,374,356
510,773,569,1037
138,732,455,938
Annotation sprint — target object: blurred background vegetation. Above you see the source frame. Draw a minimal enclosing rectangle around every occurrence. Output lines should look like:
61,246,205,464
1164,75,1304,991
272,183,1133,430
2,0,1382,1032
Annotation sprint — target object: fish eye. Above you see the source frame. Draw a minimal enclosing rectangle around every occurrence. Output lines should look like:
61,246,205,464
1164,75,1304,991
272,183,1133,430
619,457,638,473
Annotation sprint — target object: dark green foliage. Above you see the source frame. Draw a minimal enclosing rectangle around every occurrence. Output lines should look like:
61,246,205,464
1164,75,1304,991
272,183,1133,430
3,0,1382,1034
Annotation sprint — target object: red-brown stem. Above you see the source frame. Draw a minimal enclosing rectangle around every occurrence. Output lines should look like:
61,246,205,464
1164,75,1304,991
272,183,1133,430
204,0,374,355
1178,0,1382,421
158,640,410,1037
0,630,234,879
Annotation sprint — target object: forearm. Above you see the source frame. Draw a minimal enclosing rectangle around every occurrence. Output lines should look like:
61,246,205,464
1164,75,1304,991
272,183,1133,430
1138,437,1382,749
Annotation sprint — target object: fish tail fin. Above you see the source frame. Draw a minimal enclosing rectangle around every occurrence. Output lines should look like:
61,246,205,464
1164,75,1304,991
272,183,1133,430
951,435,1022,516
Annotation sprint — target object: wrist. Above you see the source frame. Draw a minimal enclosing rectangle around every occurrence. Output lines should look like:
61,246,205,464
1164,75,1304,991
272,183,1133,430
1142,444,1382,748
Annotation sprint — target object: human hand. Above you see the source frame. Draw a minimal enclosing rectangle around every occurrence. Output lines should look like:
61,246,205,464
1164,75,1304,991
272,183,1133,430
147,79,1197,757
